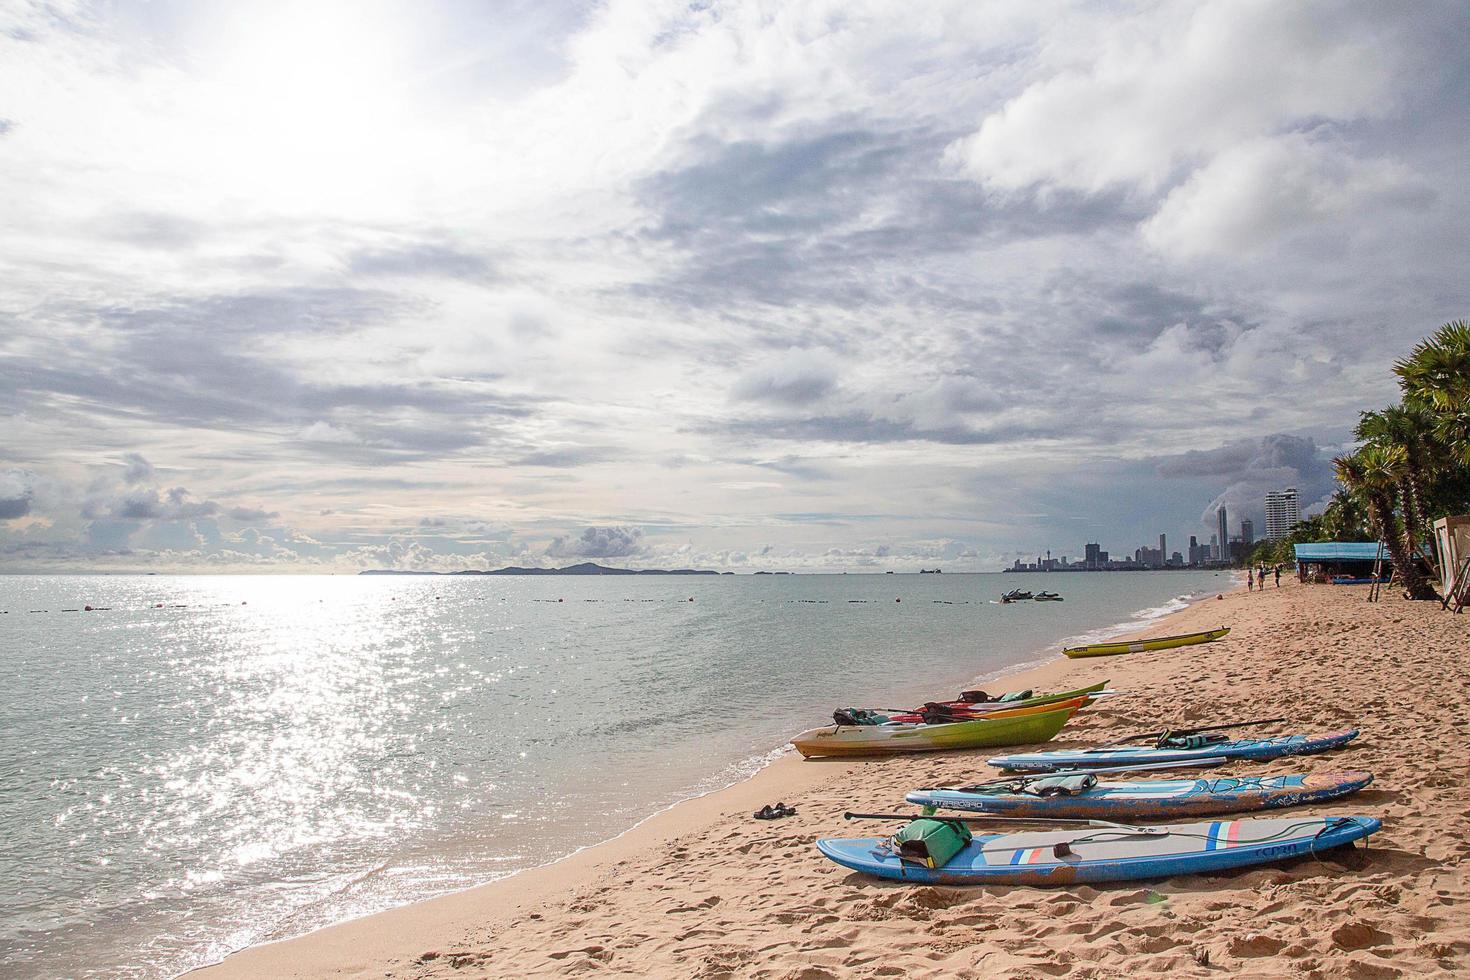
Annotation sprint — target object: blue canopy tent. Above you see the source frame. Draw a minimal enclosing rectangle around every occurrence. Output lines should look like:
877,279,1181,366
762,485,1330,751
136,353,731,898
1293,542,1386,583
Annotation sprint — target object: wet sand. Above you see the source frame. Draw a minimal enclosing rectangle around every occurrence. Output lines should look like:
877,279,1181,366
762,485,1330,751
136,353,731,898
193,577,1470,978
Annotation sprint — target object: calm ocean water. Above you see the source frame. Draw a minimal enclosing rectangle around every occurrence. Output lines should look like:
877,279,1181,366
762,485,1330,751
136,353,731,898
0,570,1227,978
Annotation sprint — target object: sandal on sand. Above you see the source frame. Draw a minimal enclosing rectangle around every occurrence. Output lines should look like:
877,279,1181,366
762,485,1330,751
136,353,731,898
753,802,798,820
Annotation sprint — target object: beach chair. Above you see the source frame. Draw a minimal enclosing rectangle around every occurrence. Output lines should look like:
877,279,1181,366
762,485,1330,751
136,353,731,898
1443,557,1470,614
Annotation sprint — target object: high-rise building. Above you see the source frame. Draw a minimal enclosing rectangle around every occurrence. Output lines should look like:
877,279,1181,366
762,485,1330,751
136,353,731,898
1217,507,1228,561
1188,535,1199,565
1084,542,1100,568
1158,534,1166,564
1265,488,1300,541
1241,519,1254,546
1210,533,1218,559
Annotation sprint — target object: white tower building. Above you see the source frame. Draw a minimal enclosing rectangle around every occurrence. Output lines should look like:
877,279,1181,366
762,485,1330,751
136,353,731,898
1265,488,1301,541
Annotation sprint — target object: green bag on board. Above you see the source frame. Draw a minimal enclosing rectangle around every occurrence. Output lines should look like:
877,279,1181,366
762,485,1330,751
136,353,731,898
893,818,973,869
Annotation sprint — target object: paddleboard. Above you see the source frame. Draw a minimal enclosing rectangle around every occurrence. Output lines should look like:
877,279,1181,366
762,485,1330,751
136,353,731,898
987,729,1359,772
906,771,1373,820
817,815,1380,885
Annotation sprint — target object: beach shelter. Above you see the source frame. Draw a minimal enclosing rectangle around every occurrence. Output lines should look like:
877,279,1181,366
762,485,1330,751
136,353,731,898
1293,542,1387,583
1434,517,1470,610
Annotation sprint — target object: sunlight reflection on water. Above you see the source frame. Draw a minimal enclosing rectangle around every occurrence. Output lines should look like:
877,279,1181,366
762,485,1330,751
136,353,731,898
0,570,1225,978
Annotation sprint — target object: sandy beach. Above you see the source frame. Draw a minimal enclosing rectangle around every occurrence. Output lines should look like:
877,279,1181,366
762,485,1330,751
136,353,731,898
194,578,1470,979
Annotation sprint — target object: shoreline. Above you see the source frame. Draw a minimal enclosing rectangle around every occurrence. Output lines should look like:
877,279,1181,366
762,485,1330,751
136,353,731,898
191,577,1240,978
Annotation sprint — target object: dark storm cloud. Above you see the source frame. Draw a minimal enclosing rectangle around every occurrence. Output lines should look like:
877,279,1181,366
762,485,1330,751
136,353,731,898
1157,434,1327,481
546,525,645,559
348,243,496,281
1154,434,1339,523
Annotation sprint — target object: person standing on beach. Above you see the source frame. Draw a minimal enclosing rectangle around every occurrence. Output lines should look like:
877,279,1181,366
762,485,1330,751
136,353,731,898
1275,565,1281,588
1247,567,1254,590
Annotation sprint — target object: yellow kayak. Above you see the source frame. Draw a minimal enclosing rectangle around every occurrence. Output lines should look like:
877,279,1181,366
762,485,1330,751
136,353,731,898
791,704,1078,759
1063,627,1230,659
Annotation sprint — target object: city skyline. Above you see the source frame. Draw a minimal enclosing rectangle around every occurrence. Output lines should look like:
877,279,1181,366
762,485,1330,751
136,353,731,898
1005,482,1308,570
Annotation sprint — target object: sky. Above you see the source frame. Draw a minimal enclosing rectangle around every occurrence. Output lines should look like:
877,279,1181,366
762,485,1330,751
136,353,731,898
1,0,1468,573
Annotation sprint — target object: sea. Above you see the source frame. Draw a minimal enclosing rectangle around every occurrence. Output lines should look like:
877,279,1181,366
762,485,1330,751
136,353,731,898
0,570,1229,978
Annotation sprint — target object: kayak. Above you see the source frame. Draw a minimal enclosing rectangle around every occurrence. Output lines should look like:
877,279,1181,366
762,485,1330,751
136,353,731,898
870,681,1110,720
792,704,1078,759
832,682,1109,726
906,770,1374,820
1063,627,1230,659
884,694,1092,725
988,729,1360,772
949,681,1109,712
816,815,1380,885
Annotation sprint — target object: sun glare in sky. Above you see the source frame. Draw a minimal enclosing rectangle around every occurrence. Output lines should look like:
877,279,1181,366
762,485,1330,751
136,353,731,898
181,2,434,213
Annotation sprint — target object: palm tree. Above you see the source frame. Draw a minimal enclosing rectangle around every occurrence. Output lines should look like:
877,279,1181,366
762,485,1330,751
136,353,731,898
1395,320,1470,465
1320,487,1367,541
1355,404,1438,554
1333,448,1439,600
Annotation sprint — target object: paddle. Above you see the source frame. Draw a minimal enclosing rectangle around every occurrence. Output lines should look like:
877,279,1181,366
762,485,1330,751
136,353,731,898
928,756,1229,793
1090,717,1289,751
842,811,1165,835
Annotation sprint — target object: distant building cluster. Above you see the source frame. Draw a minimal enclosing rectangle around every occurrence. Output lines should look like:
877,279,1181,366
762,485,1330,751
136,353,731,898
1005,486,1304,571
1008,535,1188,572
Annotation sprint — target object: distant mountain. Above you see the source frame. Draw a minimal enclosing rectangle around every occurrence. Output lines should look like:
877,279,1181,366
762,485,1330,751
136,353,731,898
359,562,724,576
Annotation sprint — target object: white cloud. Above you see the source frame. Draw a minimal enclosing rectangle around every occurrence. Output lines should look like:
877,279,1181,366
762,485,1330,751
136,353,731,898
1142,133,1433,258
946,0,1399,196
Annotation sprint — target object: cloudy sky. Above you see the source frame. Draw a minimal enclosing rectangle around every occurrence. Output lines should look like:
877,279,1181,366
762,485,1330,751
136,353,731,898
1,0,1467,573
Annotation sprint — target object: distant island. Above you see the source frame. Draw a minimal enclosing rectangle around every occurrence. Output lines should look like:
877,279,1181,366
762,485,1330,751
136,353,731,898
360,562,732,576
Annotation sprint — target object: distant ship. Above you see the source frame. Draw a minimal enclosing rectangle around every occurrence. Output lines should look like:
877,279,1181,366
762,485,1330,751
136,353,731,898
919,568,942,574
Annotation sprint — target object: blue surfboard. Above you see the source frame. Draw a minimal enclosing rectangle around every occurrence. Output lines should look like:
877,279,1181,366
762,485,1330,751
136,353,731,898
906,770,1373,820
987,729,1359,772
817,815,1380,885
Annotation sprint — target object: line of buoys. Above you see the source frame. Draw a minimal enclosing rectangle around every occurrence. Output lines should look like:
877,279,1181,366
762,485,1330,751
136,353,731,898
12,595,1000,616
